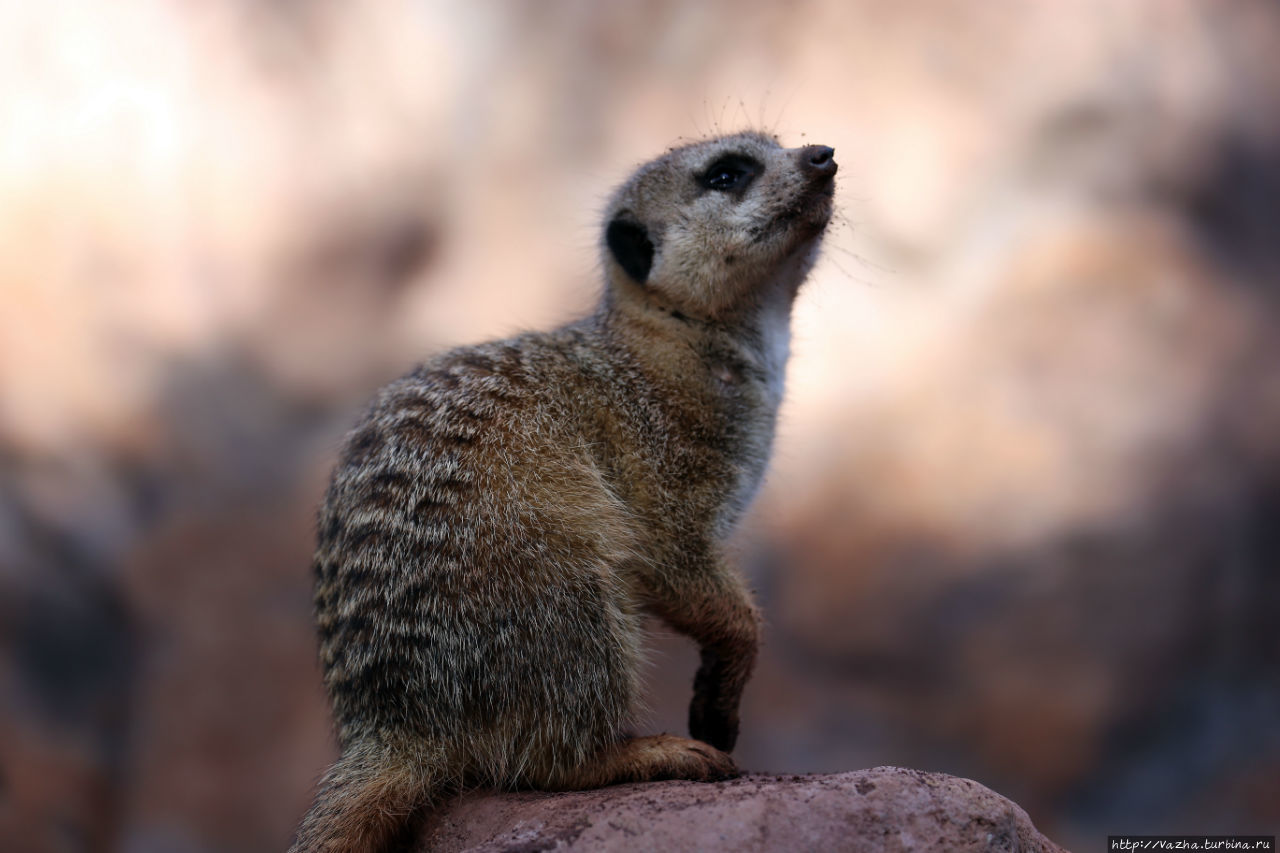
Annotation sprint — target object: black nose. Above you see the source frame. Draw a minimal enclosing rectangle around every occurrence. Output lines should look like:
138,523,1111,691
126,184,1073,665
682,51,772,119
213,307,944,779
800,145,837,177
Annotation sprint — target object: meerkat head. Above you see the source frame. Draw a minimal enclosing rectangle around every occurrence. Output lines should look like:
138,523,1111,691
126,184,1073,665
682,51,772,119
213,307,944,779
603,131,837,320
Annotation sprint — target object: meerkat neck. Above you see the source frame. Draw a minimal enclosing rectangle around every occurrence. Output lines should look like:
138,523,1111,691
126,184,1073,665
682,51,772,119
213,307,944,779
597,275,796,408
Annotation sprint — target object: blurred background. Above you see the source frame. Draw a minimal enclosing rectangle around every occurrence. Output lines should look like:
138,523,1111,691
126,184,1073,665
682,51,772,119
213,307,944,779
2,1,1278,850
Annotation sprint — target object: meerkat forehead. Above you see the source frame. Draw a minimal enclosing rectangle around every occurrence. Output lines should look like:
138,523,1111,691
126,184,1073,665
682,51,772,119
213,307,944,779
602,131,837,318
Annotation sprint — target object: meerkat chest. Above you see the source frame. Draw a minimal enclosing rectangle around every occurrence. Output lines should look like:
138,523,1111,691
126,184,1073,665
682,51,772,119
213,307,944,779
753,298,793,411
692,310,793,529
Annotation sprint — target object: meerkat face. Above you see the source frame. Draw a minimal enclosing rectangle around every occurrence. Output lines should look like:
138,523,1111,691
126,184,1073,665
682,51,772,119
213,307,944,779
604,131,837,319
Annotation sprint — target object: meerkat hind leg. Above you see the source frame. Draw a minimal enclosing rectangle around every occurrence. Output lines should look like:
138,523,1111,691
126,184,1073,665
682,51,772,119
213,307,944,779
548,734,738,790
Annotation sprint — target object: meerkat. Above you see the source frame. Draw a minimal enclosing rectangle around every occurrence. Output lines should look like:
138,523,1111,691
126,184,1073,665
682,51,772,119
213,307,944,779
291,131,837,852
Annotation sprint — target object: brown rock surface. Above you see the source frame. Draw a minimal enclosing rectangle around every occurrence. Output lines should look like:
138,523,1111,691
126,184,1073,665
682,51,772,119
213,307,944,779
416,767,1067,853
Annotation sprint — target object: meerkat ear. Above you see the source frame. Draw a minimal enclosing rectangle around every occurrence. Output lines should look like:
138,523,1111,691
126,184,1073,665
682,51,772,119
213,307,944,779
606,217,654,283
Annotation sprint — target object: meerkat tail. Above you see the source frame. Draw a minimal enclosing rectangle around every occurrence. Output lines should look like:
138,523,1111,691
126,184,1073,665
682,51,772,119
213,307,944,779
289,745,442,853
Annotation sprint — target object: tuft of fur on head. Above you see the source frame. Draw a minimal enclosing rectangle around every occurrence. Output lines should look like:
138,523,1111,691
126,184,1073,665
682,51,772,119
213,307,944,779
602,131,836,321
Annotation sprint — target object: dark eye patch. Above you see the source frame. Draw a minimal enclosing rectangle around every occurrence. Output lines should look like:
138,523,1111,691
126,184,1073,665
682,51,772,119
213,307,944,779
606,217,654,283
698,154,761,192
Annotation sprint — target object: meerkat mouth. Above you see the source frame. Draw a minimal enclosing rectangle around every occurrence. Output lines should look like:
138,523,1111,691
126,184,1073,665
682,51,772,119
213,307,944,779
775,154,838,241
762,187,835,244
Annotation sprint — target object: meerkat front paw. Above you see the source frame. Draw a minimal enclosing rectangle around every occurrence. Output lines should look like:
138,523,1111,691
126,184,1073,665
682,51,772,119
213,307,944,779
689,649,743,752
689,692,740,753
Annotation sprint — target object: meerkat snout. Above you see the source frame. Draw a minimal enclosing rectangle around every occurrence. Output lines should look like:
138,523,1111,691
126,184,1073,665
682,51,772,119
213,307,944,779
803,144,836,170
800,145,838,188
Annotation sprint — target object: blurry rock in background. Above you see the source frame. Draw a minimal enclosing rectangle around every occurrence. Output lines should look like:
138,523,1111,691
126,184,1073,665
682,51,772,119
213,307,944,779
0,1,1277,851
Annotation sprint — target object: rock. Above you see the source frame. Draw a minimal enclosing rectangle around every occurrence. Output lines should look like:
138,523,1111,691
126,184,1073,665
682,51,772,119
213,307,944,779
416,766,1068,852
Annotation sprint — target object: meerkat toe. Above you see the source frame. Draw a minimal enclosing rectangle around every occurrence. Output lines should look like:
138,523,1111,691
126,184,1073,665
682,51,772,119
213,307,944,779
649,734,739,782
687,743,740,781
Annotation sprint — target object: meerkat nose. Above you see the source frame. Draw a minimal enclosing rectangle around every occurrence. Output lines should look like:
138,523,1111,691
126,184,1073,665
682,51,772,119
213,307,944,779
808,146,835,165
800,145,837,178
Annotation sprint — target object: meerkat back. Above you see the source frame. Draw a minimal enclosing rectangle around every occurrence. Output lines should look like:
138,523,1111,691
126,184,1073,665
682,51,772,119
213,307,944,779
291,131,836,853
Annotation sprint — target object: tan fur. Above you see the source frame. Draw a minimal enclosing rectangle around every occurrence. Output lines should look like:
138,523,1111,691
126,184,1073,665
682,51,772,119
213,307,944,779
291,131,837,852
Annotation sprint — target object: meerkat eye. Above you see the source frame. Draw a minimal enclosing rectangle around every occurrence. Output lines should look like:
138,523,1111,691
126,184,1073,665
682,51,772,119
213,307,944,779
705,165,745,190
699,155,760,192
